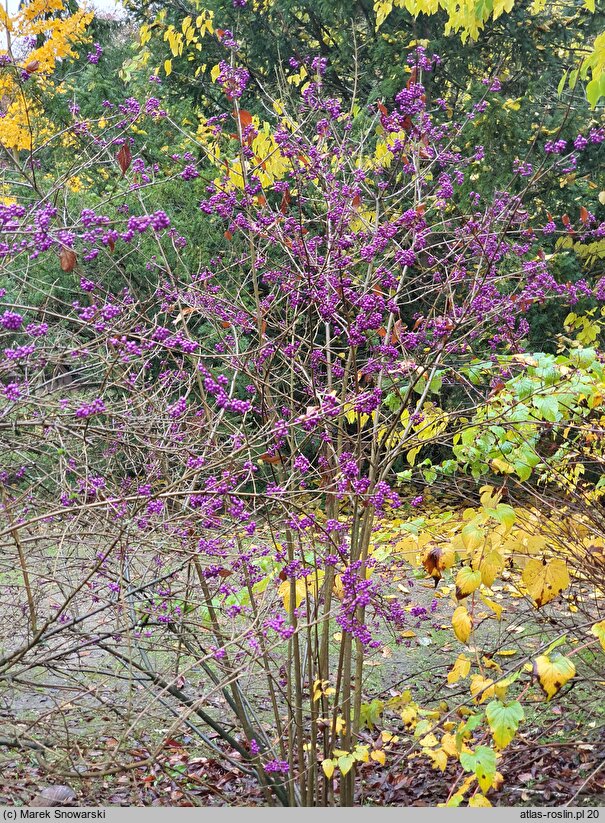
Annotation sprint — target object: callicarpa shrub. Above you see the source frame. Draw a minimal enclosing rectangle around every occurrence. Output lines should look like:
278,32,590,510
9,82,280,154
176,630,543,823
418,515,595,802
0,41,604,807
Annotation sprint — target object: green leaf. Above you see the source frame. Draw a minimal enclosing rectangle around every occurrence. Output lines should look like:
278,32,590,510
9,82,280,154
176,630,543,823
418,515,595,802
337,754,355,775
533,395,560,422
429,373,443,393
557,70,568,97
513,460,532,482
587,72,605,109
465,365,484,385
512,376,534,400
460,745,497,793
494,670,521,700
464,712,484,732
493,503,516,530
485,700,524,748
422,467,437,484
569,68,579,90
461,521,485,551
543,635,567,656
570,348,596,370
455,712,484,750
384,392,401,412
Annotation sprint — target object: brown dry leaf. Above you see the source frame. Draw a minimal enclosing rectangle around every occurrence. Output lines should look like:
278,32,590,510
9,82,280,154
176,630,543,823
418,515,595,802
422,544,454,583
116,143,132,176
60,248,77,272
258,452,283,465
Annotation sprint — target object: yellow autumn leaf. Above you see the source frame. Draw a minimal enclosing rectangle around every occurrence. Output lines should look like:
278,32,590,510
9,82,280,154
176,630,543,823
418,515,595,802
312,573,329,598
470,674,495,703
490,457,515,474
480,591,503,619
448,774,477,806
401,705,417,726
394,535,420,562
503,97,522,111
452,605,472,644
533,654,576,700
456,566,482,599
441,732,458,757
354,745,369,764
469,794,492,807
512,531,547,556
590,620,605,650
493,0,514,19
461,521,485,552
447,653,471,684
321,758,335,779
370,749,386,765
164,58,172,76
427,748,448,772
332,574,345,599
522,558,570,607
479,485,501,508
374,0,393,30
278,578,307,612
479,549,504,587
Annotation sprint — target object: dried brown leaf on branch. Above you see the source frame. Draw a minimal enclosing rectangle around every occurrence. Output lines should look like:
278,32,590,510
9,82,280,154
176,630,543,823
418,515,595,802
116,143,132,176
59,248,77,272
